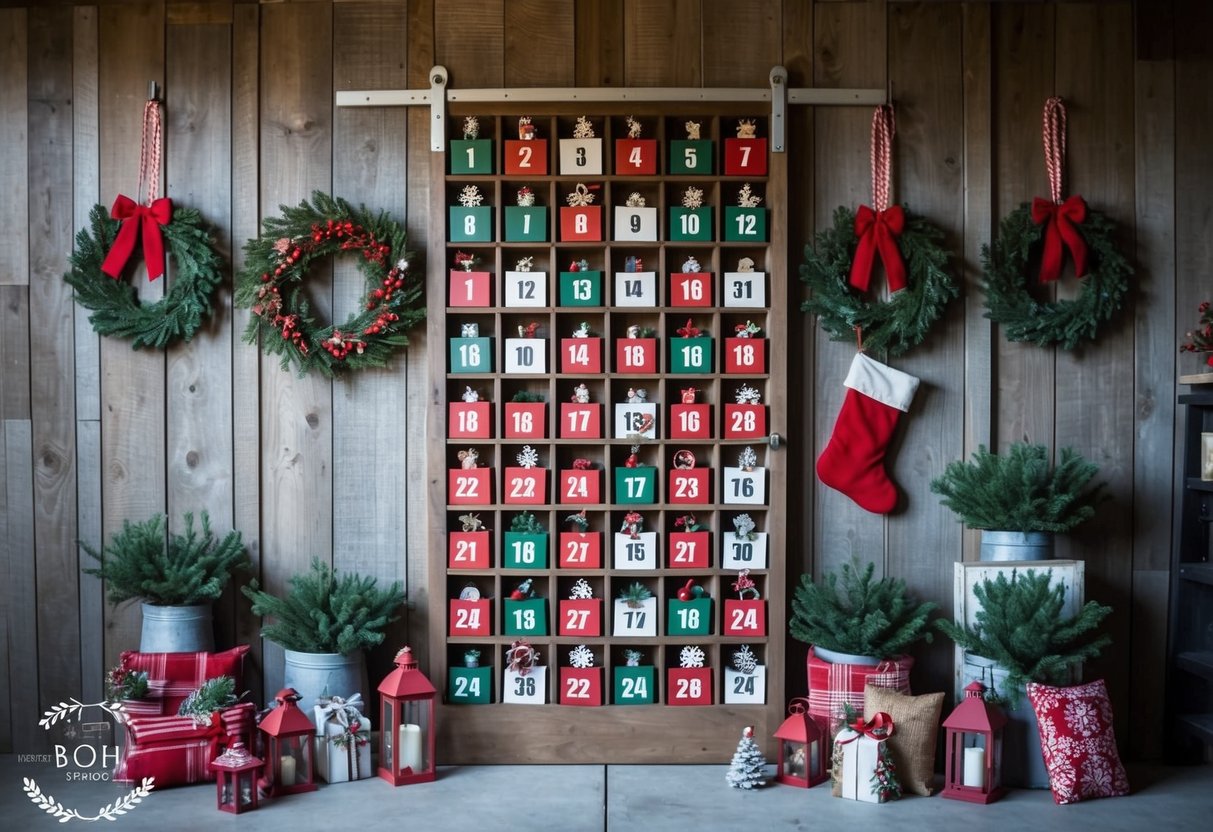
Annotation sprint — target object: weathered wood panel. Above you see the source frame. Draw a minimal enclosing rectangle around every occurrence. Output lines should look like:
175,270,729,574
0,8,28,288
4,420,38,751
624,0,702,87
574,0,624,87
435,0,503,88
702,0,780,88
505,0,573,87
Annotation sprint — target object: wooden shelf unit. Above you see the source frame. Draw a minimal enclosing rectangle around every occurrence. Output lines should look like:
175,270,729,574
426,105,788,763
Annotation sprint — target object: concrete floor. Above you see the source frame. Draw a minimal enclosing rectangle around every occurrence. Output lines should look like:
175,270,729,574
2,756,1210,831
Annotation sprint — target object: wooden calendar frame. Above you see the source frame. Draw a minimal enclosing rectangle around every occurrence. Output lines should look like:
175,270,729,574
427,102,788,763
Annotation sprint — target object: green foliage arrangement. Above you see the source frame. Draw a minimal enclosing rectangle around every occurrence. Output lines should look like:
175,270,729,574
177,676,239,720
930,442,1105,533
82,512,249,606
242,559,403,655
511,390,545,403
937,568,1111,702
618,582,653,607
509,511,545,534
105,667,149,703
790,560,936,660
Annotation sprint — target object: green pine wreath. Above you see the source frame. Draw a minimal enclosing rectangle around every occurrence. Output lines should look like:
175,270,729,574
65,204,225,350
981,203,1132,349
235,191,424,377
800,205,958,357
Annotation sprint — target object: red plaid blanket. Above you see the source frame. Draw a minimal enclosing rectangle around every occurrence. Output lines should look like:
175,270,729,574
115,702,255,787
119,645,249,716
806,646,913,735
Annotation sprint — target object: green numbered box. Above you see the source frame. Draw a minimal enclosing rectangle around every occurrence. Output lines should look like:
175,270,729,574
669,140,714,175
668,206,713,242
504,597,548,636
503,532,549,569
559,271,602,306
449,206,493,242
613,665,656,705
448,666,492,704
667,597,712,636
449,337,492,373
670,337,714,374
614,466,657,504
450,139,493,174
504,206,548,242
724,206,768,242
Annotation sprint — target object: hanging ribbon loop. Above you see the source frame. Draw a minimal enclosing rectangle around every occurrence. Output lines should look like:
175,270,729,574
1032,97,1087,283
835,710,897,745
102,97,173,281
850,105,906,293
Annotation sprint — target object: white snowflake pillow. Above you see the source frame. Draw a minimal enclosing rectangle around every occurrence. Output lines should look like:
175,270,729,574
1026,679,1129,804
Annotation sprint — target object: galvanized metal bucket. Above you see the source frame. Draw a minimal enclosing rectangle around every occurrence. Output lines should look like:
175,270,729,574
979,530,1054,562
283,650,366,711
140,603,215,653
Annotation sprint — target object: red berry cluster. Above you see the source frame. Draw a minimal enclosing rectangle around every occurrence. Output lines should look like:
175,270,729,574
311,219,390,266
362,264,409,336
322,330,365,361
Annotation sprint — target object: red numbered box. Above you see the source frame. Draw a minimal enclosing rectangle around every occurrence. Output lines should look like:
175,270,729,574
559,532,602,568
723,403,767,439
670,272,713,307
668,468,710,505
559,469,601,504
503,467,547,505
724,337,767,374
724,137,768,176
449,269,492,307
559,667,603,707
558,599,603,637
561,337,603,373
614,138,657,175
504,139,548,175
448,531,490,569
669,403,712,439
503,402,546,439
449,401,492,439
723,599,767,636
560,206,603,241
616,338,657,374
559,403,602,439
449,598,491,637
667,667,712,706
449,468,492,505
667,531,710,569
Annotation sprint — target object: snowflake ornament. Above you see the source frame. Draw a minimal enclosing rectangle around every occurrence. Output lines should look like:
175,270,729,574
517,445,540,469
737,183,763,208
681,186,704,209
685,120,701,140
733,513,757,540
735,384,762,405
625,115,642,139
732,645,758,675
738,446,758,471
516,186,536,207
573,115,595,139
566,183,595,207
462,116,480,140
625,192,646,207
681,256,701,274
679,645,706,669
568,645,595,669
569,578,594,600
457,185,484,208
514,256,534,272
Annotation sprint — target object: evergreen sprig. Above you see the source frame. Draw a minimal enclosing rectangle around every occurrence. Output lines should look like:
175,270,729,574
82,511,249,606
936,568,1111,702
930,443,1105,533
177,675,238,720
242,559,403,655
789,560,936,660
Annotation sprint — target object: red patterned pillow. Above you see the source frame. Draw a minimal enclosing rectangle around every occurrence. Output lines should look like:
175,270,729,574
119,646,249,716
1026,679,1129,804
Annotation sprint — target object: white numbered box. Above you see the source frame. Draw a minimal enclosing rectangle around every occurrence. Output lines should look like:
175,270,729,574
614,271,657,307
724,665,766,704
613,207,658,242
503,666,548,705
722,531,769,570
504,270,547,307
612,596,657,637
723,466,766,505
559,138,603,174
723,271,767,308
503,338,547,374
613,531,657,570
614,402,657,440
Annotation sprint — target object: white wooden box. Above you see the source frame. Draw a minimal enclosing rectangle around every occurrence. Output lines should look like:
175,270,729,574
722,531,769,570
503,338,547,374
724,665,766,705
612,596,657,637
613,531,658,570
722,466,766,505
613,206,658,242
614,271,657,307
503,666,548,705
504,270,547,307
722,271,766,308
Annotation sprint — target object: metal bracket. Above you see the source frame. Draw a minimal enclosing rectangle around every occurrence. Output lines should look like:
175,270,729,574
769,66,787,153
430,65,448,152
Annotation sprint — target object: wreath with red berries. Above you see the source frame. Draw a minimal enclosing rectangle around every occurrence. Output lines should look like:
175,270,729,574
235,191,424,376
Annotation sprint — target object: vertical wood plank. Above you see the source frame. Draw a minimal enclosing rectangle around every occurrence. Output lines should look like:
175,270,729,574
574,0,624,86
505,0,574,86
259,0,334,697
623,0,702,87
0,282,28,749
28,2,81,714
0,8,28,287
5,420,38,751
231,0,262,701
702,0,780,88
812,0,887,579
434,0,504,88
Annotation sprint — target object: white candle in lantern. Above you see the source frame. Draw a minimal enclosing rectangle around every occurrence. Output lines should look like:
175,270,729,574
962,746,985,787
397,723,423,773
279,754,296,786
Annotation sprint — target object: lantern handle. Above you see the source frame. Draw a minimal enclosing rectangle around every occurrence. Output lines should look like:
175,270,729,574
787,696,809,716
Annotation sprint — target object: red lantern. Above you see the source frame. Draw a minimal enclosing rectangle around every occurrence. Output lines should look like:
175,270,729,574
212,741,263,814
378,646,437,786
942,680,1008,804
773,697,829,787
258,688,317,796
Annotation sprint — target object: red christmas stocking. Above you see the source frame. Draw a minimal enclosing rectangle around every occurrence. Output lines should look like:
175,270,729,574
816,352,919,514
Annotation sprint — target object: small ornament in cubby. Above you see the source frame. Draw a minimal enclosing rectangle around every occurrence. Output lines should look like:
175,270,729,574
613,508,658,570
724,118,767,176
559,510,603,569
449,582,490,637
559,382,603,438
505,186,548,242
560,182,603,241
668,448,710,506
725,183,768,242
559,457,601,505
724,256,767,308
503,639,547,705
670,385,712,440
559,115,603,174
667,578,712,636
503,577,548,637
614,386,658,440
613,443,658,507
615,190,658,242
668,645,712,706
449,184,492,242
670,185,713,242
505,116,548,176
613,648,656,705
723,569,767,637
504,320,547,374
503,511,548,569
613,581,657,637
449,447,492,506
449,250,492,307
669,119,713,175
724,645,766,705
449,385,491,439
448,647,491,704
559,257,603,306
723,513,769,570
449,319,492,374
670,317,714,374
450,115,492,175
560,645,604,706
560,320,604,374
724,445,766,505
725,319,767,374
503,444,548,506
615,115,657,175
671,255,713,308
614,254,658,307
724,383,767,439
668,512,710,569
504,256,547,307
504,389,546,439
559,578,602,637
616,323,659,375
448,511,490,569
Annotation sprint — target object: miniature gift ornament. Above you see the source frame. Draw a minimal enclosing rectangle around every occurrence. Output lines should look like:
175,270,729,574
834,711,901,803
377,646,437,786
313,694,372,783
941,680,1008,805
212,741,263,814
259,688,317,797
773,698,829,788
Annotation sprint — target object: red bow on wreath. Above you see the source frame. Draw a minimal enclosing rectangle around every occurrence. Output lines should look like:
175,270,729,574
850,204,906,293
101,194,173,281
1030,195,1087,283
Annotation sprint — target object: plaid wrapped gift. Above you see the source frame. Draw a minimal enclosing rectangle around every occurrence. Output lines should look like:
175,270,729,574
806,646,912,737
118,645,250,716
114,702,255,788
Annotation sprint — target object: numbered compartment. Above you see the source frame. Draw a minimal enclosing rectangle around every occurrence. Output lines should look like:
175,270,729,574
614,402,657,440
503,400,546,439
559,268,603,306
670,337,714,374
559,666,604,707
503,666,547,705
668,530,711,569
723,403,767,439
614,466,658,505
449,268,492,307
504,269,548,307
669,139,713,175
450,139,493,174
614,269,658,307
558,467,601,504
613,530,658,569
667,666,712,706
724,205,768,242
669,403,713,440
722,464,766,505
615,137,658,175
724,336,767,374
504,597,548,636
449,205,493,242
449,598,491,637
449,335,493,373
613,664,656,705
612,596,657,637
448,530,490,569
670,270,712,308
559,205,603,242
668,206,713,242
723,661,766,705
615,337,658,374
667,597,712,636
448,665,492,704
503,530,548,569
504,139,548,176
449,400,492,439
503,337,547,374
614,206,659,242
723,136,767,176
723,268,767,308
668,467,711,505
560,337,603,374
559,402,603,438
503,466,548,506
559,136,603,174
448,466,492,506
558,598,603,638
722,530,769,570
723,599,767,637
558,531,603,569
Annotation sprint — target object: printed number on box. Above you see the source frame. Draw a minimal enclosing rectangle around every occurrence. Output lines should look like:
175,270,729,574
504,271,547,307
504,338,546,374
723,271,766,308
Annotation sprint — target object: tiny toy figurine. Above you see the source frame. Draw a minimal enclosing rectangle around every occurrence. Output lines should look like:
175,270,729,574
681,387,698,404
620,511,644,538
568,258,590,272
461,386,480,402
737,118,757,139
459,512,483,532
516,185,536,207
733,513,757,540
625,325,640,339
624,649,643,667
681,186,704,209
518,116,536,140
624,255,643,273
681,256,701,274
625,192,646,207
457,184,484,208
457,448,479,469
738,446,758,472
572,115,595,139
737,183,763,208
516,445,540,469
566,183,595,207
518,322,540,338
685,120,701,140
460,322,479,338
673,513,701,532
462,115,479,140
624,445,640,468
734,321,761,338
453,251,478,272
733,569,760,600
565,509,590,531
735,384,761,405
514,255,534,272
571,383,591,403
737,256,755,273
510,578,534,600
572,321,590,338
626,387,647,403
625,115,642,139
672,449,696,470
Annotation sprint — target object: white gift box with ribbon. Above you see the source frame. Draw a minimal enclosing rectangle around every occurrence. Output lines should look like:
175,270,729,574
834,711,898,803
313,693,372,783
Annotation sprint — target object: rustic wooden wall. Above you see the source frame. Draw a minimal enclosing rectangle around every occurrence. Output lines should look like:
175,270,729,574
0,0,1202,761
